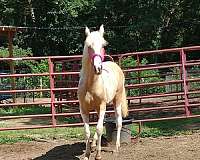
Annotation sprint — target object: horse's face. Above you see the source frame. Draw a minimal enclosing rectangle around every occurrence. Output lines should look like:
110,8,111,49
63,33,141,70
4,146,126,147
85,25,107,74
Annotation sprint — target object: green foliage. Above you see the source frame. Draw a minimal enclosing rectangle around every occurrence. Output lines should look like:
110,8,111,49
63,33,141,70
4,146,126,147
121,56,137,68
0,47,8,57
0,0,200,57
122,56,165,96
0,46,32,58
17,59,50,97
0,47,50,97
63,0,95,18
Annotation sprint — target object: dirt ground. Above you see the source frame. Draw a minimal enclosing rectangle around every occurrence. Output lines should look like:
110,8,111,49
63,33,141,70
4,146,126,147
0,133,200,160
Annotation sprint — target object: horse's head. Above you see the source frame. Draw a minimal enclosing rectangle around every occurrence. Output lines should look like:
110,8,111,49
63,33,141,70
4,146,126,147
84,25,108,74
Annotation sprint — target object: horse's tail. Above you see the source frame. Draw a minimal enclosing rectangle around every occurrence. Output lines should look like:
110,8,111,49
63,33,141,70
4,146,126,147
121,86,128,118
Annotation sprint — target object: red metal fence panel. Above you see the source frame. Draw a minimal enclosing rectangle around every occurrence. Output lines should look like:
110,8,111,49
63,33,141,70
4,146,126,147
0,46,200,131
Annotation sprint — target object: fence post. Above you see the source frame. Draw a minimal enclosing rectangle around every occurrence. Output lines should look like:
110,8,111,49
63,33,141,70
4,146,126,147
137,54,142,104
8,31,16,103
180,49,191,116
48,58,56,127
119,55,131,105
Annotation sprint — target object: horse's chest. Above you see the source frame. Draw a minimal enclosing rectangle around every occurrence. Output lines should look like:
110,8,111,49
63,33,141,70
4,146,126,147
85,90,105,105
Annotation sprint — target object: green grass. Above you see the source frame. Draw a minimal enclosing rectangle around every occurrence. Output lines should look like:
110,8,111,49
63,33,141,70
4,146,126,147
0,106,200,144
0,136,33,144
0,118,199,144
0,127,96,144
0,106,50,116
131,118,200,138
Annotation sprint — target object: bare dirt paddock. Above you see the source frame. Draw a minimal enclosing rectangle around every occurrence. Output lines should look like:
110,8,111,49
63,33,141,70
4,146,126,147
0,133,200,160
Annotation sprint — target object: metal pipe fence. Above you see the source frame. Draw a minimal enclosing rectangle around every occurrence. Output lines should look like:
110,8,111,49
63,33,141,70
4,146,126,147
0,46,200,131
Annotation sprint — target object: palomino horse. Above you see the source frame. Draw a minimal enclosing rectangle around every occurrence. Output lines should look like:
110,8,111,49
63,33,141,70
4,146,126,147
78,25,128,160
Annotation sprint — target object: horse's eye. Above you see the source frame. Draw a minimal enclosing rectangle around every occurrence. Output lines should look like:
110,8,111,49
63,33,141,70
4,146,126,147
88,46,93,50
87,44,93,48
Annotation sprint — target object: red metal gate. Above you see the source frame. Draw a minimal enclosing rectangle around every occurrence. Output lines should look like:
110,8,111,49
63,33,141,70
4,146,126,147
0,46,200,131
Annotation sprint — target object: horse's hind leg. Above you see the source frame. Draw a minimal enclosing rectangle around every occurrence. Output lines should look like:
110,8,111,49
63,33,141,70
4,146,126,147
80,109,91,160
114,102,122,152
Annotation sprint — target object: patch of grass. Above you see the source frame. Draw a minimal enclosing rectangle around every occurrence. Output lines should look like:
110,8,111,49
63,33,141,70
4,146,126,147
131,118,200,138
57,117,80,124
0,114,200,144
0,106,50,116
0,106,81,126
0,136,33,144
0,127,96,144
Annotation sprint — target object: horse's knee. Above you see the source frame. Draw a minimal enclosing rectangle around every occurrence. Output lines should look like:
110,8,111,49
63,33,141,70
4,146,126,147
85,131,90,140
116,116,122,128
115,106,122,128
115,104,122,115
96,126,103,136
84,124,90,139
85,131,90,139
116,118,122,128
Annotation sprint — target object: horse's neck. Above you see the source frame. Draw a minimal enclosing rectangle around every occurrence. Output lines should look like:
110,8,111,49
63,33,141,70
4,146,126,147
81,45,90,74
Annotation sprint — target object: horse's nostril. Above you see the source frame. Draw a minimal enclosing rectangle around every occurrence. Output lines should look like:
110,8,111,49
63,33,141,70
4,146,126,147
94,66,102,74
98,66,102,73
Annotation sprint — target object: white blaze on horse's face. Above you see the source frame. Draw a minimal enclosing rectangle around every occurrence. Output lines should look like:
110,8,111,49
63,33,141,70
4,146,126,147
93,55,103,74
85,25,107,75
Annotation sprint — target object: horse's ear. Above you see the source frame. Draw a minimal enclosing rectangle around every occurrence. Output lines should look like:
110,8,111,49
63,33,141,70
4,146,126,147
85,27,90,36
99,24,104,36
104,40,108,46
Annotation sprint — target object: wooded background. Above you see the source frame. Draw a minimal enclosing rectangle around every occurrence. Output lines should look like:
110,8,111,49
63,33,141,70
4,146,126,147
0,0,200,60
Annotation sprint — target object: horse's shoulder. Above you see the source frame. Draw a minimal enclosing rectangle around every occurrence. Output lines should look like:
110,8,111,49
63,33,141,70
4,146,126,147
103,61,123,74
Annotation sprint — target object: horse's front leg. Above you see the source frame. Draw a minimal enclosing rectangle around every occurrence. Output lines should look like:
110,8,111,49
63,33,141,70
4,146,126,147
80,109,91,160
95,107,106,160
91,131,98,152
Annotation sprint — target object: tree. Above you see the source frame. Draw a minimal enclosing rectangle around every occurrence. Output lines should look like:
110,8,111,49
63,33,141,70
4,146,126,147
0,0,199,58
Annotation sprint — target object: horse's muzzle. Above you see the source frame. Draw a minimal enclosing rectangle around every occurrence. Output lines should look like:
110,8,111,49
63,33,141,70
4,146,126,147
94,65,102,75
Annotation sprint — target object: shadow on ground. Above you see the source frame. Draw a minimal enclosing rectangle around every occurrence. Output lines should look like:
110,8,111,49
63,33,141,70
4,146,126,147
33,142,85,160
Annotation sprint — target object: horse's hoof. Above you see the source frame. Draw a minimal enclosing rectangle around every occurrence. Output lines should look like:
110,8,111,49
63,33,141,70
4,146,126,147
95,151,102,160
84,152,90,160
112,148,119,153
91,145,96,152
95,155,102,160
114,144,120,153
